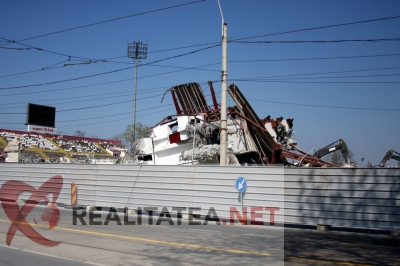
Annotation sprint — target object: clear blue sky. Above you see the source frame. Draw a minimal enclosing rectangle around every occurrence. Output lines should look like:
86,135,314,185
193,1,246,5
1,0,400,165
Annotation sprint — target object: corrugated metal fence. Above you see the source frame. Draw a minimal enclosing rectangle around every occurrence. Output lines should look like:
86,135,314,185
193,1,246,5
0,164,284,223
284,167,400,229
0,163,399,229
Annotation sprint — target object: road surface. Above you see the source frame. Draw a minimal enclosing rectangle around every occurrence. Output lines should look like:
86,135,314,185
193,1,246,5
0,205,398,265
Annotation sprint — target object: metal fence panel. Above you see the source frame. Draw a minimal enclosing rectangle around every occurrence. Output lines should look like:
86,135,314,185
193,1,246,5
284,167,400,229
0,163,285,223
0,163,399,229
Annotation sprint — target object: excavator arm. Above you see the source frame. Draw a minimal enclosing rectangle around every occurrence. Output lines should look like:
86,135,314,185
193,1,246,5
313,139,350,165
379,150,400,167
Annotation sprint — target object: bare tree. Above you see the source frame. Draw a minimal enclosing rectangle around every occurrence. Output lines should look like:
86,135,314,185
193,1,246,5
73,130,86,137
123,123,149,155
327,150,357,166
110,133,124,141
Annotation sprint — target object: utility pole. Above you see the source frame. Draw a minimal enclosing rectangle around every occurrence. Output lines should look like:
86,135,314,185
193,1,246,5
127,41,148,141
220,23,228,166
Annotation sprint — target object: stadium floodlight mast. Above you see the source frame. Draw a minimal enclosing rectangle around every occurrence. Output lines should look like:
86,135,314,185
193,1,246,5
127,41,148,142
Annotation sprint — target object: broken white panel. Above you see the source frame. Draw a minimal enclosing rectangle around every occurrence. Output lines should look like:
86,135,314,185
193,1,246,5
265,122,277,142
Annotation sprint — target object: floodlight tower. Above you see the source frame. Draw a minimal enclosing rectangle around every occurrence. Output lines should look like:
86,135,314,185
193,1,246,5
127,41,148,140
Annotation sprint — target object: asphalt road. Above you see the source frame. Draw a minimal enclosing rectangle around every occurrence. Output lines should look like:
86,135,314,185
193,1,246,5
0,245,91,266
284,228,400,265
0,205,398,266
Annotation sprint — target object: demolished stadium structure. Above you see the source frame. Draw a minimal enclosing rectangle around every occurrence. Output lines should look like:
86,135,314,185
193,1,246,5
134,81,340,167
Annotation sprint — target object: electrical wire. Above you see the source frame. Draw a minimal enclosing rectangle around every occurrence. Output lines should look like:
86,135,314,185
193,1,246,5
2,64,397,111
0,64,67,78
2,13,399,82
0,69,211,99
232,79,400,84
230,38,400,44
2,65,398,110
231,66,400,80
0,99,132,114
0,81,213,114
58,106,178,128
0,66,133,90
247,98,400,112
0,40,221,79
12,0,207,43
230,53,400,63
1,92,133,110
257,73,400,81
1,94,163,115
0,44,220,90
231,73,400,83
0,105,174,125
1,78,134,97
148,41,220,54
2,50,399,80
231,15,400,41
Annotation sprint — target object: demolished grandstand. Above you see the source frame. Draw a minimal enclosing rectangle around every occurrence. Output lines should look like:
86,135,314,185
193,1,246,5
134,82,340,167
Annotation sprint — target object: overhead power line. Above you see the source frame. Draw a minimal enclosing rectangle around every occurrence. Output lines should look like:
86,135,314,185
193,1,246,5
11,0,207,43
233,79,400,84
0,99,132,114
1,92,133,110
3,72,398,109
0,105,174,125
248,98,400,112
0,92,169,115
1,78,134,97
1,62,397,99
0,66,133,90
0,44,220,90
3,50,399,80
232,66,400,80
2,13,398,84
0,80,214,114
0,82,180,106
57,106,178,129
260,73,400,81
0,61,70,78
230,38,400,44
57,105,172,123
232,15,400,41
0,60,217,94
0,48,219,79
1,38,83,58
230,53,400,63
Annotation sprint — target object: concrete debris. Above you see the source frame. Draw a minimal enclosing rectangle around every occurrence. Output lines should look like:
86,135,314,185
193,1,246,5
185,121,220,145
180,144,220,162
4,136,22,153
276,122,293,150
227,153,241,166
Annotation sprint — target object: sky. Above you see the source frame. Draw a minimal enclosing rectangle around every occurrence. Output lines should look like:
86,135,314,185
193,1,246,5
1,0,400,166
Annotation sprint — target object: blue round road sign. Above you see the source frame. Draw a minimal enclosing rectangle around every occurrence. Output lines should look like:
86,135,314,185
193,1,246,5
235,177,247,192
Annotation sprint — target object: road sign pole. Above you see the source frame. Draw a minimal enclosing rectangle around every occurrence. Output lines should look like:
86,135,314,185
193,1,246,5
235,177,247,221
241,191,243,217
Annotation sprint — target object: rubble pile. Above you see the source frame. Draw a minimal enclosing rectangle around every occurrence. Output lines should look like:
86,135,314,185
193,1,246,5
180,144,220,162
185,121,220,145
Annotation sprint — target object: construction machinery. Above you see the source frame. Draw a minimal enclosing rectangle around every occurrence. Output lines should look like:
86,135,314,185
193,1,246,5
313,139,351,166
378,150,400,167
